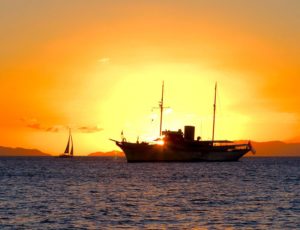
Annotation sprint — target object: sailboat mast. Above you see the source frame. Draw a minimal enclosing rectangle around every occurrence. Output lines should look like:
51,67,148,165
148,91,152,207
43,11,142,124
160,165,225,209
212,82,217,143
64,128,71,153
70,132,73,156
159,81,164,136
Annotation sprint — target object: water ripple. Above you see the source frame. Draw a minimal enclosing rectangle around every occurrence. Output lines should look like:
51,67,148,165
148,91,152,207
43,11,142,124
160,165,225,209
0,157,299,229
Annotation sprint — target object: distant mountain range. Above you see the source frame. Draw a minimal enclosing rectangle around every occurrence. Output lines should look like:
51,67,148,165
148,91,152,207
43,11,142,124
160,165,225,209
0,146,51,157
88,150,124,157
0,141,299,157
245,141,300,157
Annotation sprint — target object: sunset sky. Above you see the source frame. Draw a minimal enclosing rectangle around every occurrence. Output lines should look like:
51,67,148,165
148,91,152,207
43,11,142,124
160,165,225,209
1,0,300,155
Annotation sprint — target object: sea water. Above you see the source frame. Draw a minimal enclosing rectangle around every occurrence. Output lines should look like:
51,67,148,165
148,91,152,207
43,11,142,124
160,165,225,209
0,157,299,229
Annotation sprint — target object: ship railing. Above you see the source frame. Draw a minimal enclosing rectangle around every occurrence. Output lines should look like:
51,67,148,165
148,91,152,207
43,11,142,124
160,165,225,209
214,142,249,150
233,144,250,150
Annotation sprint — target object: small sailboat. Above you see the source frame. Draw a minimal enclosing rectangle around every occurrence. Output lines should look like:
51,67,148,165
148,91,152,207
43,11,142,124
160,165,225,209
58,129,74,158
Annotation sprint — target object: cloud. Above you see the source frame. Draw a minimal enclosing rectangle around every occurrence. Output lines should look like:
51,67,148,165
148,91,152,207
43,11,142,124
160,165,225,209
21,118,65,132
26,120,41,129
77,126,103,133
21,118,103,133
98,57,111,64
21,118,41,129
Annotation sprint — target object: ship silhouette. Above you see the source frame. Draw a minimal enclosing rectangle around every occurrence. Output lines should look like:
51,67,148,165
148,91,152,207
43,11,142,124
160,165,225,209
111,82,254,162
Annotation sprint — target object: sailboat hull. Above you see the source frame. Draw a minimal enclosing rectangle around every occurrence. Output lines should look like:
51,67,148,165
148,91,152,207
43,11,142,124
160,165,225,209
58,154,73,158
116,141,250,162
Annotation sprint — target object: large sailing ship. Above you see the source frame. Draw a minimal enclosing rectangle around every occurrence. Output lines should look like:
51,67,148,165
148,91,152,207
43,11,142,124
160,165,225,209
112,82,254,162
58,129,74,158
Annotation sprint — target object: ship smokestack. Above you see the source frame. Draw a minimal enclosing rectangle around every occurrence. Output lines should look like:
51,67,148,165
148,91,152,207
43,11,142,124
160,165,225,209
184,126,195,141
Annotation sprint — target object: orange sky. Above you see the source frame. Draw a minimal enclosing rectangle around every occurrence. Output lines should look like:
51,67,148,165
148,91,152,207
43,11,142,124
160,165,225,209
1,0,300,155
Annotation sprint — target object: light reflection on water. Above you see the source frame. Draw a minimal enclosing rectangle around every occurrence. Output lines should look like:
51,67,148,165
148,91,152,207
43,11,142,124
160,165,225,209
0,157,299,229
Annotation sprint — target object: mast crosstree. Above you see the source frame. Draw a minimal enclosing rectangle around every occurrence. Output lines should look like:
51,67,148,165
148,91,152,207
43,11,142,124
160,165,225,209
159,81,165,136
154,81,169,136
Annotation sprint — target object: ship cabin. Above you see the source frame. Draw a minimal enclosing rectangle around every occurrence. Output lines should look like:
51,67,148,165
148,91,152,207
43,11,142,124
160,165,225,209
161,126,234,148
162,129,184,143
162,126,198,141
162,126,207,145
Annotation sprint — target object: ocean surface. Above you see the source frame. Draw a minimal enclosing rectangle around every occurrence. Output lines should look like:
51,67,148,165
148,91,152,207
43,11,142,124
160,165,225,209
0,157,299,229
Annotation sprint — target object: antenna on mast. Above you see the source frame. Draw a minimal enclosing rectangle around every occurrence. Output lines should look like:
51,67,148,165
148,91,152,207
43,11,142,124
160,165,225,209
212,82,217,143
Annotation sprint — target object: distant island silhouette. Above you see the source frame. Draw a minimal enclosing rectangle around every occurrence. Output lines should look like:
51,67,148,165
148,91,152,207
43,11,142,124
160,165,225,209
245,141,300,157
0,146,51,157
88,150,124,157
0,141,300,157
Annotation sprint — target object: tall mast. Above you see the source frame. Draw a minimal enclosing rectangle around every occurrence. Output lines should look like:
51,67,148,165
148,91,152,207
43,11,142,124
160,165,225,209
159,81,164,136
64,128,71,153
212,82,217,143
70,131,73,156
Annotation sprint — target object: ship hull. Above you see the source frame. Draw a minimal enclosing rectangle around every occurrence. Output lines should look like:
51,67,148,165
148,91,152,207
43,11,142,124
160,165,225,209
116,142,250,162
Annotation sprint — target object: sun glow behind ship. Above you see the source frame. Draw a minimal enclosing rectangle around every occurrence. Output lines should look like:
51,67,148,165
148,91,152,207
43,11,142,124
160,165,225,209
156,140,165,146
